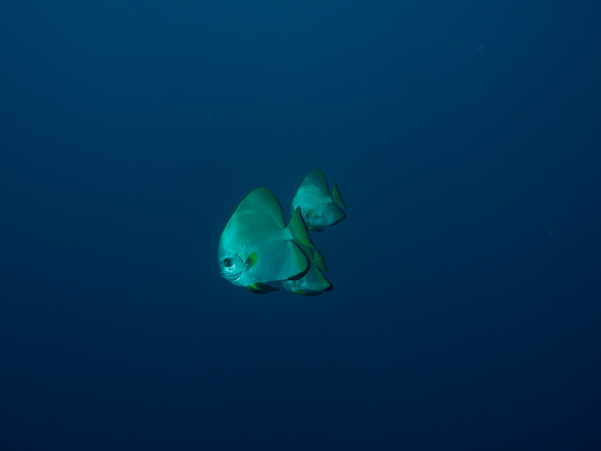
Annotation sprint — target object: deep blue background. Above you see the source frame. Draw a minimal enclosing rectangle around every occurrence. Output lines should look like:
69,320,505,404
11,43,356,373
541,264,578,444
1,1,600,449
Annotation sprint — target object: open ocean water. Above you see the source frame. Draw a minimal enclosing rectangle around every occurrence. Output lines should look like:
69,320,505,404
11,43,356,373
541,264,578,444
1,1,600,449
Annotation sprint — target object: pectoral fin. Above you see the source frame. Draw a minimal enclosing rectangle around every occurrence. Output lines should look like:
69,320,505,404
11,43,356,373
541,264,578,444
245,251,258,269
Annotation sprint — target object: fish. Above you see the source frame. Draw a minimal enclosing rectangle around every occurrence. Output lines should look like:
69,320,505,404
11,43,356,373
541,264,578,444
291,168,347,231
218,187,314,294
281,244,332,296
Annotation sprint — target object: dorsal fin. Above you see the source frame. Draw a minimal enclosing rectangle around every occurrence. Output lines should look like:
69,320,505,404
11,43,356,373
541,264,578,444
235,187,286,229
300,168,329,195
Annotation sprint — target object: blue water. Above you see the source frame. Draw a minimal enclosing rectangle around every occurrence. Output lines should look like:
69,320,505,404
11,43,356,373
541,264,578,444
1,1,600,449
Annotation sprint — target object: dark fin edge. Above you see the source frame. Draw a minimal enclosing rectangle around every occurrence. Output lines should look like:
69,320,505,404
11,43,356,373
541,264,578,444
247,282,280,294
285,240,311,281
288,206,314,248
331,182,347,209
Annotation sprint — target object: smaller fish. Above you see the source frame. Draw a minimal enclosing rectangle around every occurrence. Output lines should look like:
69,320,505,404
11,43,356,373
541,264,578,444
281,244,332,296
218,187,313,294
291,169,347,231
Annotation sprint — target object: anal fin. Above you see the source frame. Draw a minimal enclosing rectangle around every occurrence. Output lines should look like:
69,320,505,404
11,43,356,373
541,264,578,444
247,283,280,294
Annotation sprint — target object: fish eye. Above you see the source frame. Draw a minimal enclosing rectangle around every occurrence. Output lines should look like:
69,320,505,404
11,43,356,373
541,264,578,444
220,254,244,281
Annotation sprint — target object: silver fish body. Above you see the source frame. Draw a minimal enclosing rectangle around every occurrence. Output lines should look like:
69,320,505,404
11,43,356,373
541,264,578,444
218,187,313,294
291,169,346,231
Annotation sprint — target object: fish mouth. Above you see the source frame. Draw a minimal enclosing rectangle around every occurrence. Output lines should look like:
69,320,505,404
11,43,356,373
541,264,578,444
220,270,240,282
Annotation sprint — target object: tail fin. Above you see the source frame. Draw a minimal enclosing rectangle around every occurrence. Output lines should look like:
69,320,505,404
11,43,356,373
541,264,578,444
330,182,347,209
313,248,328,272
287,206,314,248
